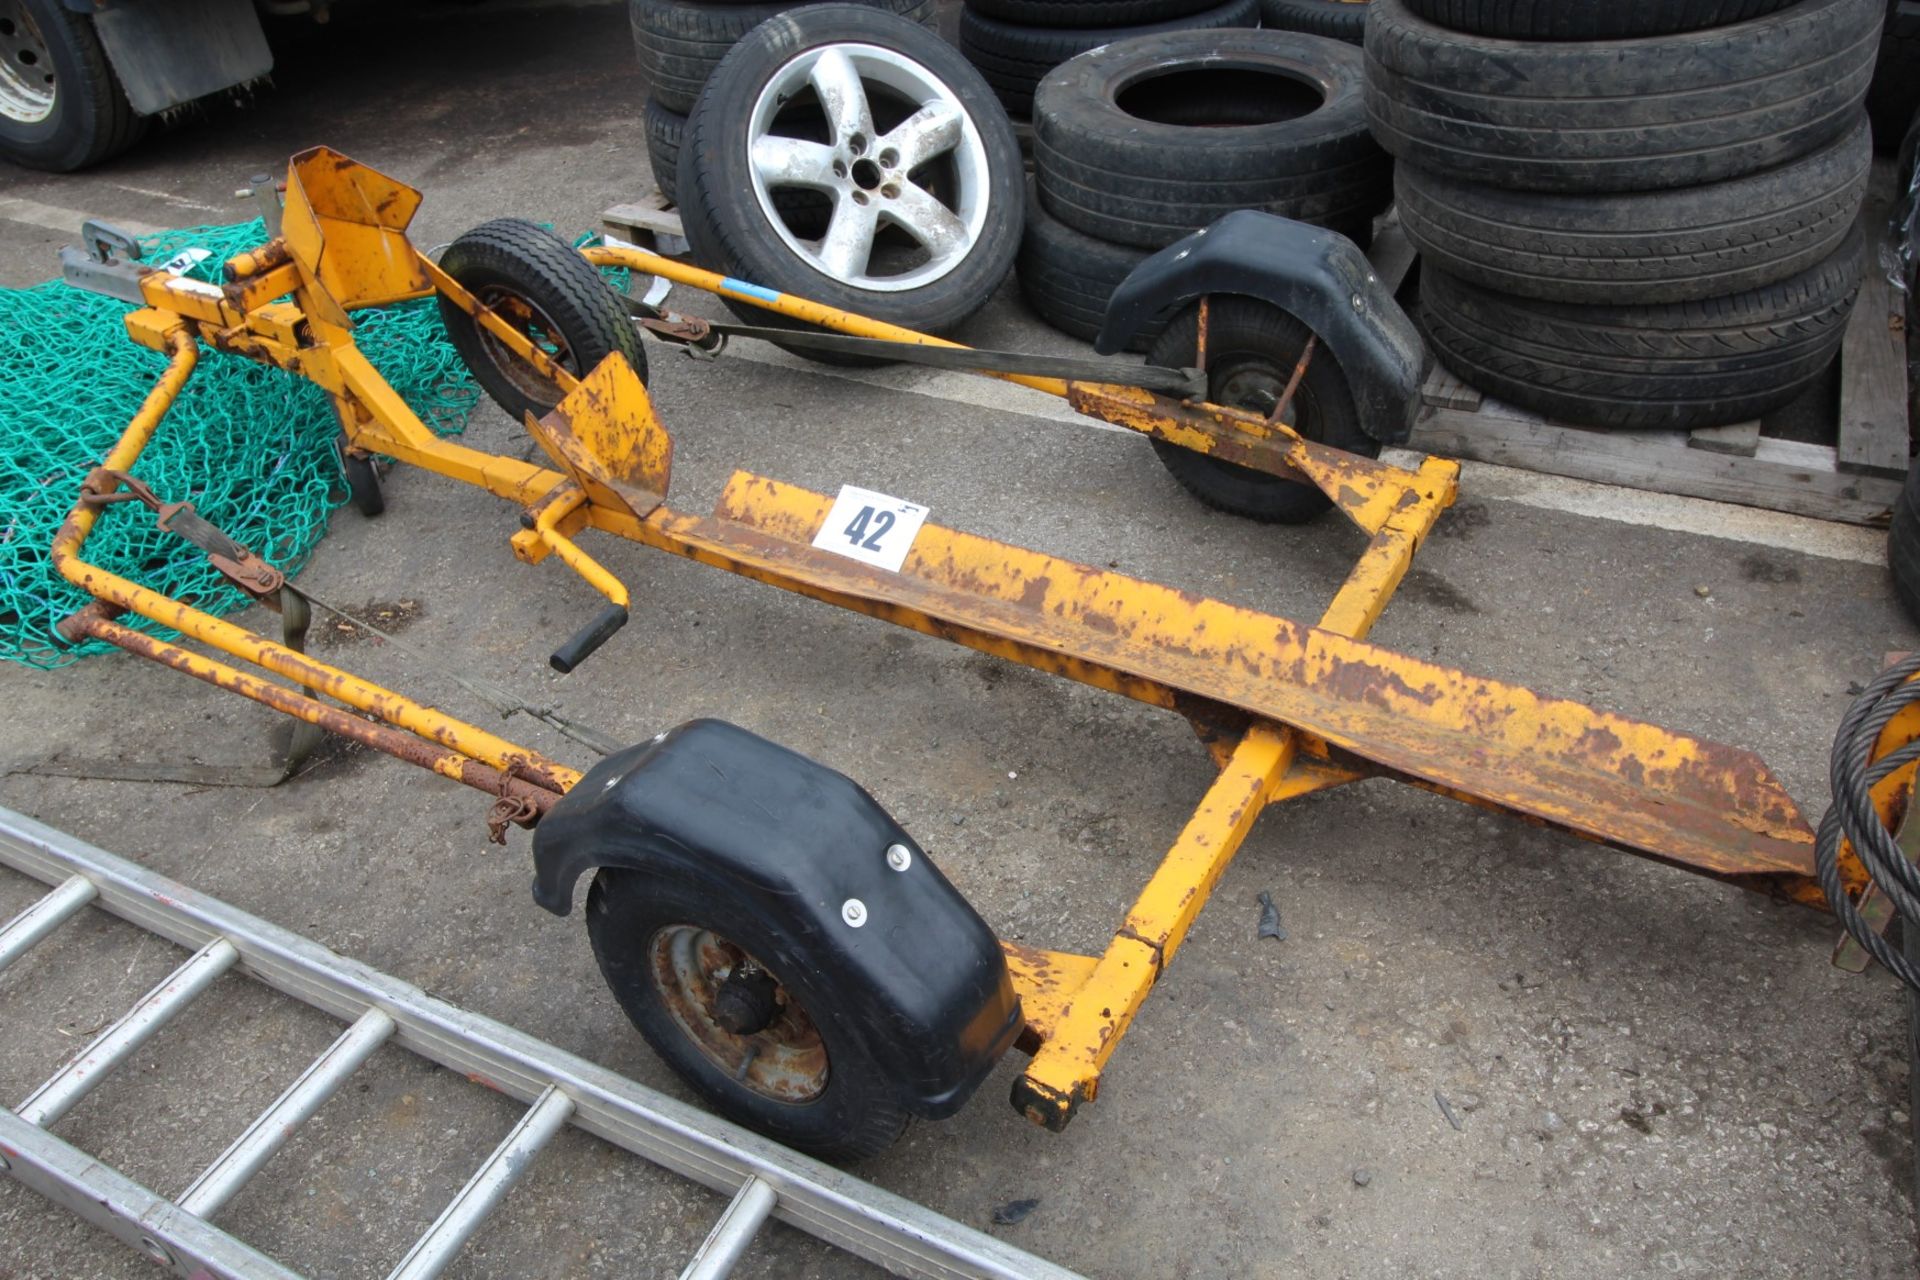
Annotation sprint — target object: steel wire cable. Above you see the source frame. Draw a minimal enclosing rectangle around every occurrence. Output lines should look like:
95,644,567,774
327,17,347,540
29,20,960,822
1817,650,1920,992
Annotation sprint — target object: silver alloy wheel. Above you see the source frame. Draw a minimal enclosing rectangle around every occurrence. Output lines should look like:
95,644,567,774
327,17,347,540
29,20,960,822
0,1,54,125
746,42,992,292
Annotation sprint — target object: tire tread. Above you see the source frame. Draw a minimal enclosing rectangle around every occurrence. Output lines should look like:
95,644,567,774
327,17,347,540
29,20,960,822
1401,0,1797,39
957,0,1258,114
1394,114,1872,303
1032,28,1391,249
1363,0,1884,192
1418,231,1866,430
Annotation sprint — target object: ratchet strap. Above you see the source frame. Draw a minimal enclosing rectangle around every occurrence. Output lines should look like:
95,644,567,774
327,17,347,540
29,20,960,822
57,469,326,784
75,468,624,759
627,302,1208,398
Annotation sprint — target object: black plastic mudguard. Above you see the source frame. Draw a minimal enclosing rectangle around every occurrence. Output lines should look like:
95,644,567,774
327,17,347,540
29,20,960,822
1095,210,1428,445
531,719,1022,1120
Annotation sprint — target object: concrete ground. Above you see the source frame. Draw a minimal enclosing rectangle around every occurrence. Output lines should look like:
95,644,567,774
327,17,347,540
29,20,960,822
1,2,1916,1276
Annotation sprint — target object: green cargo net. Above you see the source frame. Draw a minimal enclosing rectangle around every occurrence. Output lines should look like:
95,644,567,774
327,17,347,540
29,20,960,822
0,218,484,669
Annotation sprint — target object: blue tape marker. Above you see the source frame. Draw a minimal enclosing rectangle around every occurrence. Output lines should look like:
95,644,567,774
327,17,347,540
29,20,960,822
720,277,782,304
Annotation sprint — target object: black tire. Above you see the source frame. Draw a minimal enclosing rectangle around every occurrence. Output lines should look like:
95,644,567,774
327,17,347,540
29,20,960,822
679,4,1026,344
1419,227,1867,432
1033,29,1390,250
958,0,1258,116
1395,114,1873,306
1869,0,1920,151
334,435,386,518
631,0,935,114
1892,460,1920,624
1017,183,1158,350
965,0,1225,24
1365,0,1884,193
1260,0,1370,42
646,97,685,203
1145,297,1376,522
1398,0,1797,39
436,219,647,424
587,865,910,1161
0,0,144,172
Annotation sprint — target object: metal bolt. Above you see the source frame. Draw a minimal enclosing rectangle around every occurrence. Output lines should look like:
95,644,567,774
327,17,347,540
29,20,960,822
841,898,868,927
138,1237,174,1268
1351,294,1365,311
886,843,913,872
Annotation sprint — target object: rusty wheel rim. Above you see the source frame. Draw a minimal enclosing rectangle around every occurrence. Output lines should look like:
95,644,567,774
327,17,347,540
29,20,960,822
473,286,576,405
649,925,830,1103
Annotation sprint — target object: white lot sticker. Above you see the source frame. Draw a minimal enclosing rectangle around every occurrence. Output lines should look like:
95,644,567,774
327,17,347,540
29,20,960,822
158,247,211,276
811,485,930,573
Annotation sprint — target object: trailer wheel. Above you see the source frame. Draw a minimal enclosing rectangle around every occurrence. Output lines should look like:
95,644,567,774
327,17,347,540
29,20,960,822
333,434,385,518
1146,297,1375,524
0,0,144,172
436,219,647,424
586,864,911,1161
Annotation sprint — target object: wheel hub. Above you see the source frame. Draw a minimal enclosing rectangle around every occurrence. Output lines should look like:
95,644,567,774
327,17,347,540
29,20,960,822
650,925,829,1103
473,287,576,404
712,962,781,1036
0,1,55,125
1216,358,1316,435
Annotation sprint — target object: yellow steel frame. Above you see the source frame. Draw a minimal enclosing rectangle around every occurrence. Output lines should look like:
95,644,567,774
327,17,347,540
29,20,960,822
49,147,1863,1134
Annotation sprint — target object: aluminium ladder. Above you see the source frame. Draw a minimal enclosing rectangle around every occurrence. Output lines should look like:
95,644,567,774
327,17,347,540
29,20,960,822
0,805,1083,1280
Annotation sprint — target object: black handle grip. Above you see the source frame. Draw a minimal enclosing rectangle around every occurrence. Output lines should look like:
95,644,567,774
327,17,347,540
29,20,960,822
549,604,628,674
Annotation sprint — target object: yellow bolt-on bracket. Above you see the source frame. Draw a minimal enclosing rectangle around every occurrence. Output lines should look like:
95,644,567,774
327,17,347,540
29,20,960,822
50,145,1872,1144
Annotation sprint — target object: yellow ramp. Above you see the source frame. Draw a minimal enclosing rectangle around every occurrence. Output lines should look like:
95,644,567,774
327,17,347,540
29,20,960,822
653,473,1813,883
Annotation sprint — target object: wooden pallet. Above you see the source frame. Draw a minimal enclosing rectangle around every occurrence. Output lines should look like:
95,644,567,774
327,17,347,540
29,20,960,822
1372,199,1911,527
602,193,688,257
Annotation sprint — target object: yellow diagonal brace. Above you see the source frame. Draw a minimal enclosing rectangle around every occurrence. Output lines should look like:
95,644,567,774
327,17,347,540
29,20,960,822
1012,724,1296,1129
1011,452,1457,1129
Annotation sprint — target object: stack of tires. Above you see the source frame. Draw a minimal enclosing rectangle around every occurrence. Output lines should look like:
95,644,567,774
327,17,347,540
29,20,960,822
1019,28,1395,348
1367,0,1882,431
631,0,937,204
957,0,1260,118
